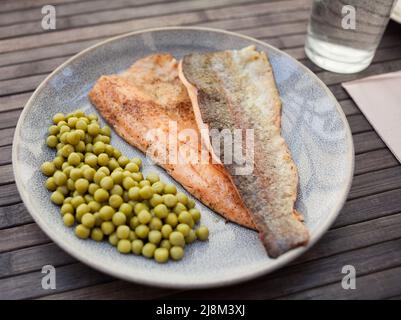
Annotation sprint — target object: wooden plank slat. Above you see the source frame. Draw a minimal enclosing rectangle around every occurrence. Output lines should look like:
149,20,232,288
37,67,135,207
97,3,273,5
0,164,13,185
0,183,21,206
0,223,49,253
0,145,12,165
0,0,267,39
0,262,112,300
354,149,398,175
283,265,401,300
0,0,83,13
349,166,401,200
0,0,175,26
0,242,74,278
0,128,15,147
353,131,385,154
0,202,33,230
334,188,401,228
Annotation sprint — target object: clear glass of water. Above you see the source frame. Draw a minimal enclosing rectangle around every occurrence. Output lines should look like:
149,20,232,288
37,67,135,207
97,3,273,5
305,0,397,73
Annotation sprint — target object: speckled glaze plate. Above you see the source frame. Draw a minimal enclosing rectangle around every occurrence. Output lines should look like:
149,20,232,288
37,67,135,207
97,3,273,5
12,27,354,289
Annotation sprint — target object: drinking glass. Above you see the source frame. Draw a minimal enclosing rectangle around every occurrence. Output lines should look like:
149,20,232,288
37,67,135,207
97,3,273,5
305,0,397,73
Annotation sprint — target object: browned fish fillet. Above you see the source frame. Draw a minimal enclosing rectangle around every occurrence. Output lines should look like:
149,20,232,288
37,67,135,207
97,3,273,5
88,53,255,229
179,46,309,257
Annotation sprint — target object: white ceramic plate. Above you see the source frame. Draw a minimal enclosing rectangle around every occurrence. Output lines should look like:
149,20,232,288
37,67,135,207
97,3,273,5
13,27,354,289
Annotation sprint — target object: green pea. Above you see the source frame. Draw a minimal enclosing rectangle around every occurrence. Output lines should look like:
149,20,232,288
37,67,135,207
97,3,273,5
176,223,191,237
63,213,75,227
59,125,70,135
122,176,135,190
112,211,126,226
108,158,120,171
129,230,137,241
189,208,201,222
81,213,95,228
101,125,111,137
84,194,94,203
53,156,64,169
75,119,87,131
128,186,140,200
146,172,159,184
154,248,169,263
185,230,197,244
53,171,67,186
51,191,64,205
113,148,122,159
169,231,185,247
98,153,109,166
53,113,65,124
125,162,139,173
142,243,156,258
76,203,90,222
88,183,100,195
98,166,110,175
75,224,90,239
153,204,168,219
46,135,58,148
139,180,151,188
196,226,209,241
135,203,149,216
73,109,85,117
118,156,130,167
75,178,89,194
61,203,74,215
91,228,104,241
60,144,74,158
71,195,85,208
149,217,163,231
139,185,153,200
108,232,118,246
187,199,196,209
75,129,85,140
85,154,98,167
67,178,76,191
64,197,72,204
119,203,132,216
163,194,178,208
130,216,139,229
93,141,106,155
88,200,101,213
99,205,115,221
138,210,151,224
101,221,115,235
57,185,69,196
67,131,81,145
135,225,149,239
164,184,177,195
57,120,67,128
94,188,109,203
87,123,100,136
165,213,178,228
170,246,184,261
148,230,162,245
173,203,187,215
67,116,78,128
116,225,130,239
131,239,144,255
105,145,114,157
68,169,82,182
48,125,59,135
131,157,142,167
149,194,163,208
152,181,165,194
108,195,122,210
176,192,188,205
132,172,143,182
45,177,57,191
160,239,171,250
93,170,106,184
178,211,193,226
161,224,173,239
85,143,93,153
83,167,96,181
75,141,86,153
110,184,123,196
41,161,56,176
117,239,131,253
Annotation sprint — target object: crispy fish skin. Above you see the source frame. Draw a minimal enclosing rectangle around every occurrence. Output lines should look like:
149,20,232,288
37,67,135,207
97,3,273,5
179,46,309,257
88,54,255,229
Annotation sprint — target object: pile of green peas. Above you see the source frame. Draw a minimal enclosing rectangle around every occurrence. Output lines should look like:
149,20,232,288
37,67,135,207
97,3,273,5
41,110,209,263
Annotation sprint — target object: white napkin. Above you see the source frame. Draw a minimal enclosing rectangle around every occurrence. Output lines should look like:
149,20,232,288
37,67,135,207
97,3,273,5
342,71,401,162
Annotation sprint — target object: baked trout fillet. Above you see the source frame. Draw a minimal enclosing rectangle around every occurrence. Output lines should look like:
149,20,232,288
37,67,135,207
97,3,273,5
88,53,255,229
179,46,309,257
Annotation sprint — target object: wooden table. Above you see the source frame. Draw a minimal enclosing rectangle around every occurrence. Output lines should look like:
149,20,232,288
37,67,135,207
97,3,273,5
1,0,401,300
